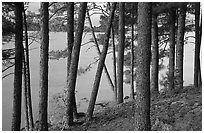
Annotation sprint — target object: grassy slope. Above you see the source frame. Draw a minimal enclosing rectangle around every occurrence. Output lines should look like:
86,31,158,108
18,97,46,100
50,86,202,131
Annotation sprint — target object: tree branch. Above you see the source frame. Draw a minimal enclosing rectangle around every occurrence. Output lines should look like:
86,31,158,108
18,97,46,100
2,72,14,79
2,63,15,72
49,6,66,20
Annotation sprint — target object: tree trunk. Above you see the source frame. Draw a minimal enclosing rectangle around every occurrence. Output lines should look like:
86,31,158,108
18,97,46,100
11,2,24,131
108,2,118,102
198,16,202,88
112,26,118,102
66,2,87,126
151,13,159,96
86,3,117,121
130,3,135,100
23,52,29,131
176,4,186,91
194,2,200,88
117,2,125,104
39,2,49,131
66,2,78,122
134,2,151,131
86,10,115,94
168,8,176,94
23,8,34,131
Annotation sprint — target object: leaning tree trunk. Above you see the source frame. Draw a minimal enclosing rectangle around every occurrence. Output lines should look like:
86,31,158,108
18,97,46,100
86,10,115,94
117,2,125,104
176,4,186,91
108,2,117,102
11,2,24,131
134,2,152,131
168,8,176,94
86,3,117,121
66,2,78,122
66,2,87,126
39,2,49,131
151,13,159,96
112,26,118,102
194,2,200,88
23,8,34,131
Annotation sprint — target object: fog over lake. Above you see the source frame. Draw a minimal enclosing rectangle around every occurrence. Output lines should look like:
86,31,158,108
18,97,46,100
2,32,196,130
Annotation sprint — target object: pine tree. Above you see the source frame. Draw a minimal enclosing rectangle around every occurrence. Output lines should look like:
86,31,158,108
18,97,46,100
39,2,49,131
117,2,125,104
168,8,176,94
151,12,159,96
134,2,151,131
66,2,87,126
23,7,34,130
11,2,24,131
194,2,201,88
176,4,186,91
66,2,78,123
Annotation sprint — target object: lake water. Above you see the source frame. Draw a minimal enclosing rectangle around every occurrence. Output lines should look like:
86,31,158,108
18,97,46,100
2,32,196,130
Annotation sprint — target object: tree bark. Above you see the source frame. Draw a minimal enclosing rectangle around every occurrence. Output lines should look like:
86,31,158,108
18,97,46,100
194,2,200,88
39,2,49,131
66,2,87,126
112,26,118,102
11,2,24,131
66,2,78,123
23,52,29,131
176,4,186,91
86,3,117,120
134,2,151,131
168,8,176,94
151,13,159,96
108,2,117,102
23,7,34,131
117,2,125,104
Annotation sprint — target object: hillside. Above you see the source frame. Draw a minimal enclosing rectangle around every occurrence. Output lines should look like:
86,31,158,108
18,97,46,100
49,86,202,131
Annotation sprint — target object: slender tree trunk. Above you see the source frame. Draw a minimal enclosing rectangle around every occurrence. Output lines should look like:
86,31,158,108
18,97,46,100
66,2,87,126
134,2,151,131
112,26,118,102
23,8,34,131
39,2,49,131
130,3,135,100
86,3,117,121
86,10,115,93
117,2,125,104
11,2,24,131
66,2,78,122
176,4,186,91
168,8,176,94
198,16,202,88
23,52,29,131
108,2,118,102
151,13,159,96
194,2,200,88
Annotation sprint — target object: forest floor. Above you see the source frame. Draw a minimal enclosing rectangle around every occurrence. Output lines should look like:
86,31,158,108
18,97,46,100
49,86,202,131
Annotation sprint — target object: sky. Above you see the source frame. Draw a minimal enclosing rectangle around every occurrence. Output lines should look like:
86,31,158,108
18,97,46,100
27,2,101,26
